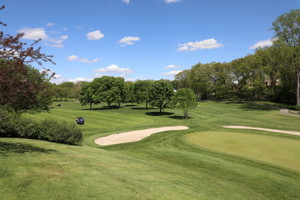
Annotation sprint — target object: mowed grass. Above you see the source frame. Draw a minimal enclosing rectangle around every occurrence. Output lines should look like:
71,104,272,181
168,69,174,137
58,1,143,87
184,131,300,171
1,101,300,199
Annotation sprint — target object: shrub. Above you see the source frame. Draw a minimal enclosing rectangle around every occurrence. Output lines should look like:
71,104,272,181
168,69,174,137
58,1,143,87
0,109,82,145
295,105,300,111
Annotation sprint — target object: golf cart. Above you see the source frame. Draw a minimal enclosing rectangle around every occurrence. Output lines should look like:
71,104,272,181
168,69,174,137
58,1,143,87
76,117,84,125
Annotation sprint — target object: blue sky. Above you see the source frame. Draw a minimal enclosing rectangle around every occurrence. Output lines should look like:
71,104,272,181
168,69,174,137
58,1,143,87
2,0,299,83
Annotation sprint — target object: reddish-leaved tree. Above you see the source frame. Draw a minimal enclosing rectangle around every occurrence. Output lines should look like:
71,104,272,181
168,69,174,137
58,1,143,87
0,5,55,112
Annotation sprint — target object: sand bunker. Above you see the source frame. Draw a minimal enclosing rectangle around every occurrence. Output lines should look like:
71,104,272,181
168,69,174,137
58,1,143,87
223,126,300,136
95,126,189,146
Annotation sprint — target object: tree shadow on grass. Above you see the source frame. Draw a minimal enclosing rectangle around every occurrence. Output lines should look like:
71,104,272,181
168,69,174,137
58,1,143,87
125,104,138,107
240,103,279,111
0,141,56,155
145,111,174,116
83,105,122,111
131,107,155,110
169,115,193,120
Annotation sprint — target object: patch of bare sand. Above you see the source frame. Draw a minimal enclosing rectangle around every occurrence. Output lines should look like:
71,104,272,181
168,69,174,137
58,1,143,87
223,126,300,136
95,126,189,146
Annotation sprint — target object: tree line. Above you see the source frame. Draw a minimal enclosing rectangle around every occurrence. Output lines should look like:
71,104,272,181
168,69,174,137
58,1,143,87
174,9,300,105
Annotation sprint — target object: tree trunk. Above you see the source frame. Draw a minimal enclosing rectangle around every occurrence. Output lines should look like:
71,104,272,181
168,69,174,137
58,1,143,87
90,102,92,110
146,101,148,109
159,105,162,113
184,110,188,119
108,102,111,109
297,71,300,105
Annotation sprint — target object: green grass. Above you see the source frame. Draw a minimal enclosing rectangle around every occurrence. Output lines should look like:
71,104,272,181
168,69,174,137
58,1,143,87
184,130,300,171
1,101,300,199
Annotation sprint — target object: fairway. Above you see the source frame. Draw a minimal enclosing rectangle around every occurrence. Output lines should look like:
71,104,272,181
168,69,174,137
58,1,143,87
1,101,300,200
184,131,300,171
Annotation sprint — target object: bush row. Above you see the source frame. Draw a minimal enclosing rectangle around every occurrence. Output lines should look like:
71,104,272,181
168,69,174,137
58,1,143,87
0,109,82,145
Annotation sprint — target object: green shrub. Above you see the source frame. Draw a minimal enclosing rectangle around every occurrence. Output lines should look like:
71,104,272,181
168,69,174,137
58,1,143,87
0,109,82,145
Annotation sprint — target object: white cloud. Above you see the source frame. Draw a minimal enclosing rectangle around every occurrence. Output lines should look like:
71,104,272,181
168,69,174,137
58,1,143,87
51,75,93,84
122,0,131,4
46,23,55,27
76,25,83,29
67,55,100,63
86,30,104,40
46,35,69,48
177,38,224,51
117,36,140,47
18,27,49,40
94,64,133,74
164,0,180,3
249,38,276,49
67,55,79,62
162,70,182,76
165,65,181,69
78,58,100,63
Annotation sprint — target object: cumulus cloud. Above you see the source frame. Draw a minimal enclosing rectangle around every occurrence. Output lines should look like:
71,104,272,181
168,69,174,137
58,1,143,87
18,27,49,40
86,30,104,40
51,74,93,84
67,55,100,63
162,70,182,76
46,35,69,48
18,27,69,48
164,0,180,3
67,55,79,62
94,64,133,74
117,36,140,47
177,38,224,51
249,38,276,49
165,65,181,69
46,23,55,27
78,58,100,64
122,0,131,4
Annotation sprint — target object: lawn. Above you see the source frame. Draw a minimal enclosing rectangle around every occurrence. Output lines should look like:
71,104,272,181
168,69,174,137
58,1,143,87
1,101,300,200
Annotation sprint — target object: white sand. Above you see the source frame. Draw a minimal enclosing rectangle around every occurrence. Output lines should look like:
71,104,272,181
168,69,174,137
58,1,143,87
95,126,189,146
223,126,300,136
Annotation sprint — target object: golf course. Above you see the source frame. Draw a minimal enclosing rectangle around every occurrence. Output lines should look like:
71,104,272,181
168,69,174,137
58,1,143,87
1,101,300,200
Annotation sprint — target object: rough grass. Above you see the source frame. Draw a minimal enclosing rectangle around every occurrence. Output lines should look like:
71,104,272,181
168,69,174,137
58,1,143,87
1,101,300,200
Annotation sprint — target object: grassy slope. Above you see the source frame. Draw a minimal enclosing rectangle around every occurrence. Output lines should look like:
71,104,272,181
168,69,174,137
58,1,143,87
1,101,300,200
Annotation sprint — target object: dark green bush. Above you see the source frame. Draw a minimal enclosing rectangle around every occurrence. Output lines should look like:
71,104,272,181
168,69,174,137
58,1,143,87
295,105,300,111
0,109,82,145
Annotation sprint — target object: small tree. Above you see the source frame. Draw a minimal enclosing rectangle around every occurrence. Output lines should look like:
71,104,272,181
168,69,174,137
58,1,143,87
172,88,197,119
148,80,174,113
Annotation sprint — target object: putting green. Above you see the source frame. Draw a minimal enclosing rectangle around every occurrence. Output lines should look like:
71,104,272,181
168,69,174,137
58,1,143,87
184,131,300,171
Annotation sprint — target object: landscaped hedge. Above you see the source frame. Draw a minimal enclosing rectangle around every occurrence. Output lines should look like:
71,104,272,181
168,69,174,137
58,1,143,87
0,109,82,145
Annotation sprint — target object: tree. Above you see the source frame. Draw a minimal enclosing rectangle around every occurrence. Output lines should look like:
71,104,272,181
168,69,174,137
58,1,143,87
79,82,94,110
92,76,126,108
126,81,135,105
172,88,197,119
134,80,153,109
0,5,55,113
272,9,300,105
189,63,215,99
174,70,191,89
148,80,174,113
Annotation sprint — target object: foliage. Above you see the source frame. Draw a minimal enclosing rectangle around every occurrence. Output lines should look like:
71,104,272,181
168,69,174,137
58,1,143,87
148,80,174,113
0,5,55,113
80,82,95,110
91,76,126,108
0,108,82,145
134,80,153,108
172,88,197,118
272,9,300,105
